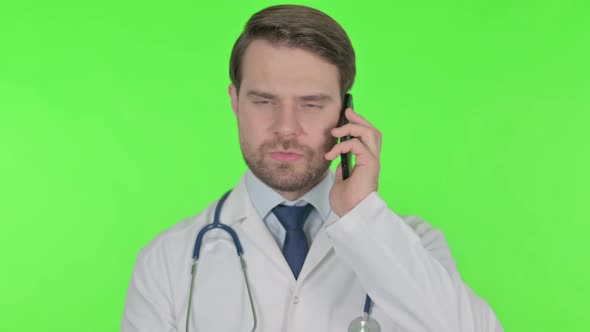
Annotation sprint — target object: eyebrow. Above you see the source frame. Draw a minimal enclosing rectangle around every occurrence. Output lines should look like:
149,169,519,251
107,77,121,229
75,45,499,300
245,89,333,102
246,90,277,99
299,94,333,102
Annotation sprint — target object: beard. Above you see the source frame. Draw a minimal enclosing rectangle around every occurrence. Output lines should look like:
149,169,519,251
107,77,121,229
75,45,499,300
241,135,337,193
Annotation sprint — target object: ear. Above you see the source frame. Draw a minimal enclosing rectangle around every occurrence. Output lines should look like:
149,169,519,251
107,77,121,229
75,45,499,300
228,84,239,117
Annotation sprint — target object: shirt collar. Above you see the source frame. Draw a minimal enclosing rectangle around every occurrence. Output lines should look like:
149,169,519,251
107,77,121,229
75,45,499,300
245,168,334,223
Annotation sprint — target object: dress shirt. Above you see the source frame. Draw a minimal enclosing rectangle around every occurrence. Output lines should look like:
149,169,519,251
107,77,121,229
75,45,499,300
244,169,333,249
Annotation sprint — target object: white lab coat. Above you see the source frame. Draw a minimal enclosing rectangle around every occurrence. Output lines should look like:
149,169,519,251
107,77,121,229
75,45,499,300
121,175,503,331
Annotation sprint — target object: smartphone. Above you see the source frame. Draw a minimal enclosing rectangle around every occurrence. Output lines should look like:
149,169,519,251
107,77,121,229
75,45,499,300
338,93,353,180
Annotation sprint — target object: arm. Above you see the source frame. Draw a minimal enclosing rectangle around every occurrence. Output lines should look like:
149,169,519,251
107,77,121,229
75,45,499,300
325,192,503,332
121,247,177,332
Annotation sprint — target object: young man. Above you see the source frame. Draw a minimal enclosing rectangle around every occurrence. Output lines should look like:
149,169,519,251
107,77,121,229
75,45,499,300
122,5,503,331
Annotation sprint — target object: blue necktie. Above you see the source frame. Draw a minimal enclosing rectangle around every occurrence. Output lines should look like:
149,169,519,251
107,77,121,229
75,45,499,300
272,204,313,280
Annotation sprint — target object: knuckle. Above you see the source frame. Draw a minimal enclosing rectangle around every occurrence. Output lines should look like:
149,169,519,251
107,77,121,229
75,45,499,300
371,129,381,140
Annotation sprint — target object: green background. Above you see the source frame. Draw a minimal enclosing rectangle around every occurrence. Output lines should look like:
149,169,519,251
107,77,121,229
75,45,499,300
1,0,588,331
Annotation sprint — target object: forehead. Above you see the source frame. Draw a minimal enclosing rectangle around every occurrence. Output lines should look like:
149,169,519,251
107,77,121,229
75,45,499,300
240,39,340,98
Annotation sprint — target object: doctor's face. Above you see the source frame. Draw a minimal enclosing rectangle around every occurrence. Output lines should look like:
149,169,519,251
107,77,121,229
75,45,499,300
229,39,342,198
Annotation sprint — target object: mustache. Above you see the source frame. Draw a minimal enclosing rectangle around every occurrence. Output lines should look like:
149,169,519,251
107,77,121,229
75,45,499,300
261,137,310,153
259,136,337,155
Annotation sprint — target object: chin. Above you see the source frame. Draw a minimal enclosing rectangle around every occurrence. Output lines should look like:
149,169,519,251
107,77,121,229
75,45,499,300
250,157,330,193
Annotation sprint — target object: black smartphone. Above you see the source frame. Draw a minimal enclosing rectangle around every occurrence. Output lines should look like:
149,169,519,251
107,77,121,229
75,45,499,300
338,93,353,180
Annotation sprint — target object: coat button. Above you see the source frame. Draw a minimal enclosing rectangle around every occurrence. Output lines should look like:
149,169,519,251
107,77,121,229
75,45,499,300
292,296,300,304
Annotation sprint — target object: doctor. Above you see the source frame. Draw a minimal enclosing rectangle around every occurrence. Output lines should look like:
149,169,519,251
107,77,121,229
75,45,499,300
121,4,503,332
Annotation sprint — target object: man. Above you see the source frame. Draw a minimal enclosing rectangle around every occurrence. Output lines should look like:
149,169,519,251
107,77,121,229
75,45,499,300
122,4,503,331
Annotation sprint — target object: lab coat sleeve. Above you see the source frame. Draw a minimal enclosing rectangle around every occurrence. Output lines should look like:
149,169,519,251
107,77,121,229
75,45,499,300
121,245,177,332
325,192,503,332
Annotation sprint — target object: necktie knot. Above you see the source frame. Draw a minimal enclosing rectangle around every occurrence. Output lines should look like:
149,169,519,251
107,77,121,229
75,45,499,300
272,204,313,231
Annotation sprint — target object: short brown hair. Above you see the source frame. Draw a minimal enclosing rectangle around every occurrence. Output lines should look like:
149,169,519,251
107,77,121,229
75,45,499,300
229,5,356,98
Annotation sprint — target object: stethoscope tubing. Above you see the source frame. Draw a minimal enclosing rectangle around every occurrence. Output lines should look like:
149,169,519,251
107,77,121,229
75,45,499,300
186,190,374,332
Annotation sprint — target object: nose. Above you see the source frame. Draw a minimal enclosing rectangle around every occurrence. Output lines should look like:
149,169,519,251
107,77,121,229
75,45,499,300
272,103,303,137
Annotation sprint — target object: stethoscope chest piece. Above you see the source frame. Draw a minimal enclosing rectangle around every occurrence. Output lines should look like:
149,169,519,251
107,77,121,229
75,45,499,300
348,314,381,332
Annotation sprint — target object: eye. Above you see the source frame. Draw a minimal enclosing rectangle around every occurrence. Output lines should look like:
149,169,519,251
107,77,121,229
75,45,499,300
303,103,322,109
253,100,271,105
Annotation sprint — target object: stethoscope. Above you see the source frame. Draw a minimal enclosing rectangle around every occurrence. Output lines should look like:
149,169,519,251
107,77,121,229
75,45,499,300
186,190,381,332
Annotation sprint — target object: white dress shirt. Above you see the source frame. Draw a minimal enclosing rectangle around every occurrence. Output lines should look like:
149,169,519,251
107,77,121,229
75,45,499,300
245,169,332,249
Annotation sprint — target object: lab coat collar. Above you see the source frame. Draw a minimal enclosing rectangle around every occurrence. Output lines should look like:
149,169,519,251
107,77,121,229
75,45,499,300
218,173,257,226
220,172,337,283
219,174,294,278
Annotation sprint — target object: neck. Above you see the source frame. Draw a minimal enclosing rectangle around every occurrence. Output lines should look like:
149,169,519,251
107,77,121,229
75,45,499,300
276,189,306,201
274,169,329,201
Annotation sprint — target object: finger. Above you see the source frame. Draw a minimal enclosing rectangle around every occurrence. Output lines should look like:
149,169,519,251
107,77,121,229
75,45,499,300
345,108,372,127
324,138,375,166
331,123,381,156
334,161,343,181
332,123,371,136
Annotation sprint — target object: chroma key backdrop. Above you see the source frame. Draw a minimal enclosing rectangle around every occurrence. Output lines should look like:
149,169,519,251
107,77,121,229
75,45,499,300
0,1,588,331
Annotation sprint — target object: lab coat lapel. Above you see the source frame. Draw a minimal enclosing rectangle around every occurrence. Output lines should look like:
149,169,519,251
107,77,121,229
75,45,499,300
222,177,294,280
236,213,294,279
297,225,334,282
221,173,336,283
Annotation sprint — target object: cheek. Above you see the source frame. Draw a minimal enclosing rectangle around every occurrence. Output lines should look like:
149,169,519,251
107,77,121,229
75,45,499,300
305,123,337,149
239,103,276,126
307,118,336,136
305,108,340,131
238,115,272,148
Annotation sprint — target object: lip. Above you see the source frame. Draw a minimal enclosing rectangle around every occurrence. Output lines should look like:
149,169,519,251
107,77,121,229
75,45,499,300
270,151,303,162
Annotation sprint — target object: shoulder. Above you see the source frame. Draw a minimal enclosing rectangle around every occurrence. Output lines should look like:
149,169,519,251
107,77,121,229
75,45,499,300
400,214,458,275
401,215,446,247
136,199,218,263
339,192,459,274
135,177,251,263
